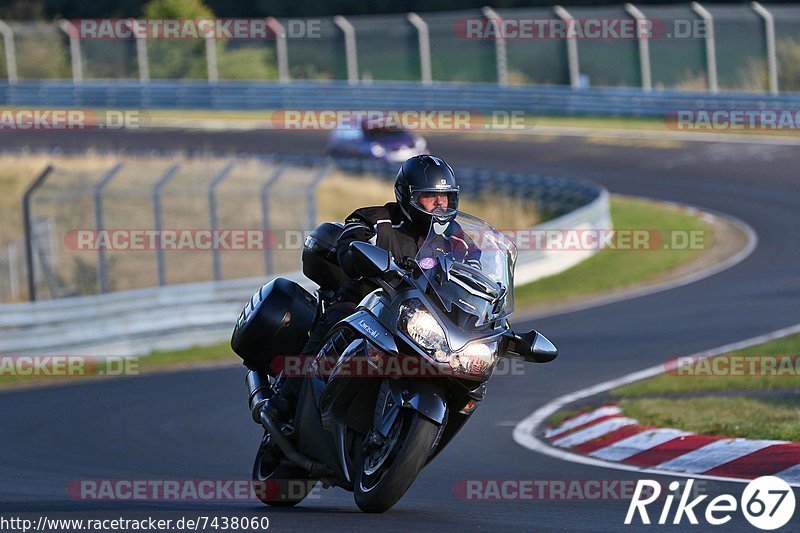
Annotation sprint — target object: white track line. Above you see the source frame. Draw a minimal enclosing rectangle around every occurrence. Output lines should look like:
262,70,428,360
513,322,800,487
458,125,800,147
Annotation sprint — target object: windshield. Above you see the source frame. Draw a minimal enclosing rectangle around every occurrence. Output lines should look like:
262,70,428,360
415,212,517,327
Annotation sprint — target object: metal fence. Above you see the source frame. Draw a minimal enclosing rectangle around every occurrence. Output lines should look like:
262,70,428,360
0,170,610,356
2,152,600,303
0,4,799,93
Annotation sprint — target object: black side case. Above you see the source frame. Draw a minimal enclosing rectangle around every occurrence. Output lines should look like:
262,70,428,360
302,222,345,291
231,277,318,373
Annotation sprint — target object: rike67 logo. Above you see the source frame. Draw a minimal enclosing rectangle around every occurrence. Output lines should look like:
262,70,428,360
626,477,796,530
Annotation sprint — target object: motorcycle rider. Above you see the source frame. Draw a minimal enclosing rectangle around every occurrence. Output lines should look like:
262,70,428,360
262,154,467,423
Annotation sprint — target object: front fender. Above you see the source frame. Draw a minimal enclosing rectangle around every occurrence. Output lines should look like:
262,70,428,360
374,379,448,437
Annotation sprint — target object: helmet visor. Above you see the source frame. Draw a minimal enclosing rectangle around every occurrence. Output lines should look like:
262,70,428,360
409,187,459,216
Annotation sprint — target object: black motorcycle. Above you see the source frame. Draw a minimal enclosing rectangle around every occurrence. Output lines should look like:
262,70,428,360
232,212,558,513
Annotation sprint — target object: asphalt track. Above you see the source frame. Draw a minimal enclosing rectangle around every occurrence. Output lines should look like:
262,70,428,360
1,129,799,531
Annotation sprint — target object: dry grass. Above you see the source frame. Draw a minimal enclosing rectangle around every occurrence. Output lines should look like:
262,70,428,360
1,155,541,300
316,172,540,229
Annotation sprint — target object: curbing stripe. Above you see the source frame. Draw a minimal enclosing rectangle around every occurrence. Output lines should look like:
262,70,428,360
545,413,627,441
571,425,647,455
705,443,800,479
543,406,800,484
545,405,622,438
776,464,800,484
551,417,637,448
655,439,787,474
590,428,692,463
622,435,722,468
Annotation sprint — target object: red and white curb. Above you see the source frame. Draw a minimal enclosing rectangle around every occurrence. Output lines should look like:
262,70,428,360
545,405,800,486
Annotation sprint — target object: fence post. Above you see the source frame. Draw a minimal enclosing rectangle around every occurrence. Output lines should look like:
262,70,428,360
625,4,652,92
58,19,83,83
152,165,181,286
22,165,53,302
267,18,289,82
407,13,432,84
691,2,718,94
482,7,508,86
93,163,124,294
208,162,235,281
7,242,19,300
0,20,18,83
261,164,287,276
205,32,219,83
334,15,359,84
127,19,150,83
306,163,333,231
752,2,778,95
554,6,580,89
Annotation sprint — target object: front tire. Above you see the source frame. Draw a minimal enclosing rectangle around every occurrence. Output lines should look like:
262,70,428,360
353,411,438,513
252,431,317,507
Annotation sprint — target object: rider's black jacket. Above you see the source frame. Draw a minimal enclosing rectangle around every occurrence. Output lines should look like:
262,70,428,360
335,202,482,304
335,202,424,302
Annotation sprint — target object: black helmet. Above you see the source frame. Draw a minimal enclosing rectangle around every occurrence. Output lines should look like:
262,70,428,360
394,155,459,234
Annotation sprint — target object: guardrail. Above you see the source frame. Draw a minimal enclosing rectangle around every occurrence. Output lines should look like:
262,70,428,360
0,155,609,356
3,81,800,117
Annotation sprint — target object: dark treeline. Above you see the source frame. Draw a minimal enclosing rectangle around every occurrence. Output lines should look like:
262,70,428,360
0,0,793,20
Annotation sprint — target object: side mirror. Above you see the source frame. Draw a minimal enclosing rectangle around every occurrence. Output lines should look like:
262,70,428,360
350,241,392,277
503,329,558,363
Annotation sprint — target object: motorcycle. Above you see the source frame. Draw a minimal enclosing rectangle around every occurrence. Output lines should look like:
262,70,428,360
231,212,558,513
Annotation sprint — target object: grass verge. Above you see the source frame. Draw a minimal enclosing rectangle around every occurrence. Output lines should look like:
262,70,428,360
515,196,711,307
610,332,800,396
602,332,800,440
619,397,800,441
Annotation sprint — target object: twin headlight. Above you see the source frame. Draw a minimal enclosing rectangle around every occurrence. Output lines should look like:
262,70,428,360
398,299,499,377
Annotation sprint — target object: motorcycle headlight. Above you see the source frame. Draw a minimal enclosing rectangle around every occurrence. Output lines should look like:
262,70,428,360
399,299,450,362
451,339,499,377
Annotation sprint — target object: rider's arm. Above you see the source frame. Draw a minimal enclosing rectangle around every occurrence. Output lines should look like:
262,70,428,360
336,212,377,278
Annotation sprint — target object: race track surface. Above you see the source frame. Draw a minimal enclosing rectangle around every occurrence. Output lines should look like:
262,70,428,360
1,129,799,531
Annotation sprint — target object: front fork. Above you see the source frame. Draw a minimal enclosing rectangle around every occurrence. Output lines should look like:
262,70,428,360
371,379,449,442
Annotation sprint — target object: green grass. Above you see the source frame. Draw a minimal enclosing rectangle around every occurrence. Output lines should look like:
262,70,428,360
610,333,800,397
620,397,800,441
515,196,711,307
138,342,238,371
603,331,800,441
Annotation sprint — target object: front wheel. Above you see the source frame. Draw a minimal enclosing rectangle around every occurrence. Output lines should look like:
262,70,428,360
252,431,317,507
353,411,438,513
